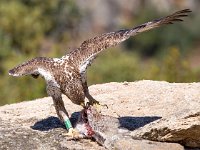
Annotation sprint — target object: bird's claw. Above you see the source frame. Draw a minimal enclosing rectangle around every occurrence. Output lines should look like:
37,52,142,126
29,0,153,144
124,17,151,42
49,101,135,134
88,99,108,112
65,128,83,140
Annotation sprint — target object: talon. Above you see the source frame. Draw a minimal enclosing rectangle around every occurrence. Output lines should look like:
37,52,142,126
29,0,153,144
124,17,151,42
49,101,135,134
102,103,108,109
80,102,86,108
89,99,108,112
66,128,83,139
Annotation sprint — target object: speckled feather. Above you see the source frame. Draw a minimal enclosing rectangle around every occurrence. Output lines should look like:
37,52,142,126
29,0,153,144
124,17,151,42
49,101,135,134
69,9,191,72
8,9,191,125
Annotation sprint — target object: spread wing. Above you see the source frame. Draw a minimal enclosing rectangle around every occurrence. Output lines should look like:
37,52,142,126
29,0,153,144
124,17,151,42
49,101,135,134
68,9,191,74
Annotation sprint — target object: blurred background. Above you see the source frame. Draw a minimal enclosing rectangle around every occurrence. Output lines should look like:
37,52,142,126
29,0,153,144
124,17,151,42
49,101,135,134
0,0,200,105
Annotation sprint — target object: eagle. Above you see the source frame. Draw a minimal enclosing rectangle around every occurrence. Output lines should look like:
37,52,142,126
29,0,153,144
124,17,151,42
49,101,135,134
9,9,191,137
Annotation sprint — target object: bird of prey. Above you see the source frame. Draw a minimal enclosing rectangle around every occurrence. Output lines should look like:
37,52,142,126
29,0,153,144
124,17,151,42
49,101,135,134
9,9,191,137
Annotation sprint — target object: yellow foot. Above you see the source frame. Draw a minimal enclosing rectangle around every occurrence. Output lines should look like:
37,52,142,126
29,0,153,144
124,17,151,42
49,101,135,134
65,128,83,139
88,99,108,112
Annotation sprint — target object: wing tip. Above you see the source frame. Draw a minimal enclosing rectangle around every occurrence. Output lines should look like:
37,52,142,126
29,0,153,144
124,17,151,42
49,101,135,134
178,8,191,14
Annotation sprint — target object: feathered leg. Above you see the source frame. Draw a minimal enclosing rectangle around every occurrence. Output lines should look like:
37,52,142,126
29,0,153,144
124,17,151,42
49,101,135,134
52,96,81,137
82,80,107,109
47,84,80,137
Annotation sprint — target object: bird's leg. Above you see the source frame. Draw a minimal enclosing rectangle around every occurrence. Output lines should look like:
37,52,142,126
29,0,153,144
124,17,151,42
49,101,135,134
86,92,100,106
52,96,81,138
84,87,108,110
80,74,105,109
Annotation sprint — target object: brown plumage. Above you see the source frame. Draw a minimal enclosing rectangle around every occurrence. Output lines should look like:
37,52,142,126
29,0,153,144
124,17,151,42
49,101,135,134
8,9,191,137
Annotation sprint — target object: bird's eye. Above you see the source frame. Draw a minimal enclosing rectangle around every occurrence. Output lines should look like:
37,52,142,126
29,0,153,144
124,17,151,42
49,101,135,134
31,74,40,79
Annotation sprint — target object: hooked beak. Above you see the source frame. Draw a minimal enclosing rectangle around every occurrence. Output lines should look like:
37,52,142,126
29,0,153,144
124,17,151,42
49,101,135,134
8,69,19,77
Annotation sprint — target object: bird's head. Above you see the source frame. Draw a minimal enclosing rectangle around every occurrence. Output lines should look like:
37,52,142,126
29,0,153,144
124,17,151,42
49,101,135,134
9,57,56,82
9,58,40,78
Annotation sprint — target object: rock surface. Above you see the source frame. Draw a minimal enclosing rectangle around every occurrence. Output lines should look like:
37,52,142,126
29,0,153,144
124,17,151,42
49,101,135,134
0,80,200,149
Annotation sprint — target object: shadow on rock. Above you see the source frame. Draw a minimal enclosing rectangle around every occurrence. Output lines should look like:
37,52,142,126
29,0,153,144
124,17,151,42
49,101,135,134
31,113,80,131
31,113,161,133
119,116,162,131
70,111,81,123
31,116,65,131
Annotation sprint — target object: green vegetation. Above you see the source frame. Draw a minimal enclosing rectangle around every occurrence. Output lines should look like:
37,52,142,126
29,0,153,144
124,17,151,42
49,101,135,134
0,0,81,105
0,1,200,105
88,47,198,84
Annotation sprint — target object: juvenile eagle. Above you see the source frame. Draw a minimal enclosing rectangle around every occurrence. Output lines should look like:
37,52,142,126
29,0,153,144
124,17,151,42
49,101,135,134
9,9,191,137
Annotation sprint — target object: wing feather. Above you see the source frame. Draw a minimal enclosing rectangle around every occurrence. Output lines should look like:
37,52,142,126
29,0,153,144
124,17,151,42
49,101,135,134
68,9,191,74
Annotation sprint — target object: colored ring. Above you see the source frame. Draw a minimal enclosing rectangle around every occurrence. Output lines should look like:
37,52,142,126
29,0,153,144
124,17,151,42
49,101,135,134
64,119,72,129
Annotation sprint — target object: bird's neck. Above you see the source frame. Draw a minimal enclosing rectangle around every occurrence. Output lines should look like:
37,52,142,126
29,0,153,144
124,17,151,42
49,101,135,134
36,58,60,88
37,68,53,81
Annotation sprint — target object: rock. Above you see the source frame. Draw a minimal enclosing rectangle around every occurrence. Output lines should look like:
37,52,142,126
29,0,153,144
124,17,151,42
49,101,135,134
0,80,199,149
107,139,184,150
89,81,200,148
130,112,200,148
0,101,104,150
